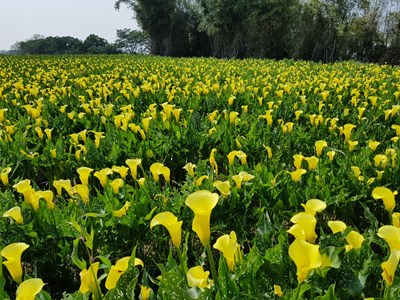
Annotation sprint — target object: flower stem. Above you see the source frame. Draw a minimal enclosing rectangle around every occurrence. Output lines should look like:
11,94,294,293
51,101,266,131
176,246,188,278
205,243,220,293
294,281,303,300
385,284,392,300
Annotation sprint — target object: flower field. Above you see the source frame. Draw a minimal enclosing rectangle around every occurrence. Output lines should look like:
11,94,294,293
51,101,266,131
0,55,400,299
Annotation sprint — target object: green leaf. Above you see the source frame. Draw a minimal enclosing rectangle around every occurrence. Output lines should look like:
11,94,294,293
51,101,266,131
314,284,339,300
71,238,86,270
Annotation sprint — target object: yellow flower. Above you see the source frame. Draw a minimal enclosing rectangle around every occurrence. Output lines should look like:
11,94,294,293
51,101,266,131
326,150,336,161
378,225,400,251
185,190,219,246
213,231,241,271
183,163,196,178
289,239,322,282
94,168,113,188
187,266,211,289
213,180,231,198
150,162,170,183
343,124,356,142
301,199,326,216
53,179,73,197
113,201,131,217
110,178,124,194
381,250,400,286
368,140,380,151
150,212,183,248
75,184,90,203
209,148,218,175
348,140,359,152
288,169,307,182
263,144,273,159
77,167,93,185
79,262,100,298
126,158,142,180
111,166,129,180
345,231,364,252
287,224,306,240
305,156,318,171
140,285,152,300
327,220,347,234
290,212,317,243
16,278,45,300
273,284,283,297
1,242,29,283
315,140,328,157
372,187,397,212
105,257,144,290
374,154,388,168
293,154,304,169
1,167,12,185
393,213,400,227
196,175,209,187
35,190,55,210
3,206,23,224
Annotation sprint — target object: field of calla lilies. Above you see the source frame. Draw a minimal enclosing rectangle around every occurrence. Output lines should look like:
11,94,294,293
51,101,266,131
1,55,400,299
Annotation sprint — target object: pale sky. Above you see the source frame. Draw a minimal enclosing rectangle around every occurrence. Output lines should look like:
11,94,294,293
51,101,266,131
0,0,139,50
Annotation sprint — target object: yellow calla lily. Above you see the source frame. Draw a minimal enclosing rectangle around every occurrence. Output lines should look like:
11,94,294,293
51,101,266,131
35,190,55,210
213,180,231,198
274,285,284,297
186,266,211,289
150,212,183,248
113,201,131,217
327,150,336,161
290,212,317,243
327,220,347,234
150,162,170,183
288,169,307,182
378,225,400,251
293,154,304,169
75,184,90,203
125,158,142,180
345,231,364,252
1,242,30,283
209,148,218,175
94,168,113,188
1,167,12,185
185,190,219,246
289,239,322,282
140,285,152,300
196,175,209,187
372,187,397,212
183,163,196,178
105,256,144,290
16,278,45,300
381,250,400,286
301,199,326,216
315,140,327,157
79,262,100,298
53,179,73,197
3,206,24,224
305,156,319,171
77,167,93,185
111,166,129,180
343,124,356,143
110,178,124,194
213,231,241,271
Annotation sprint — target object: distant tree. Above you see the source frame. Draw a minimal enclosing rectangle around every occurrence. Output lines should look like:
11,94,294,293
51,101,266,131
81,34,118,54
115,28,150,54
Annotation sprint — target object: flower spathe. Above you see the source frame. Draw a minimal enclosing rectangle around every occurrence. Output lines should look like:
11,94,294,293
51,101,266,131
381,250,400,286
327,220,347,234
183,162,196,178
150,212,183,248
16,278,45,300
187,266,211,289
105,256,144,290
1,242,29,283
378,225,400,251
150,162,170,183
140,285,151,300
213,231,241,271
289,239,322,282
315,140,327,157
126,158,142,180
288,168,307,182
345,231,364,252
185,190,219,246
213,180,231,198
94,168,113,188
1,166,12,185
3,206,23,224
290,212,317,243
77,167,93,185
301,199,326,216
372,187,397,212
79,262,100,298
113,201,131,217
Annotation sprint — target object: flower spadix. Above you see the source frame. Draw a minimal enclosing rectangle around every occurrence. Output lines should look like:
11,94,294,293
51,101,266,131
1,242,29,283
289,239,322,282
105,256,144,290
187,266,211,289
16,278,45,300
213,231,241,271
150,212,183,248
372,187,397,212
185,190,219,246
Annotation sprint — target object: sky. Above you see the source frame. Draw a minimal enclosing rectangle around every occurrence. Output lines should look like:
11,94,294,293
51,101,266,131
0,0,139,50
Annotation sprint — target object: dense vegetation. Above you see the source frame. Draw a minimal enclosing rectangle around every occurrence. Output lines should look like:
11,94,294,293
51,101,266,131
0,55,400,299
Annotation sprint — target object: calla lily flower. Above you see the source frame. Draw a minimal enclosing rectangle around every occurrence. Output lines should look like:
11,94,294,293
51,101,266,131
150,212,183,248
213,180,231,198
301,199,326,216
196,175,209,187
368,140,380,151
3,206,24,224
293,154,304,169
209,148,218,175
150,163,170,183
305,156,318,170
288,169,307,182
16,278,45,300
348,140,358,152
327,220,347,234
1,242,29,283
94,168,113,187
1,167,12,185
183,163,196,178
105,256,144,290
110,178,124,194
392,213,400,227
185,190,219,246
111,166,129,180
345,231,364,252
274,285,283,297
213,231,241,271
79,262,100,298
381,250,400,286
287,224,306,240
378,225,400,251
126,158,142,180
343,124,356,143
372,187,397,212
227,150,247,165
327,150,336,161
53,179,73,197
77,167,93,185
113,201,131,217
315,140,327,157
35,190,55,210
75,184,90,203
289,239,322,282
187,266,211,289
290,212,317,243
140,285,152,300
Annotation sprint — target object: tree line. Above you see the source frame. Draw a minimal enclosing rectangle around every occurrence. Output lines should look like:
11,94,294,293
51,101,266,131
114,0,400,64
11,31,150,55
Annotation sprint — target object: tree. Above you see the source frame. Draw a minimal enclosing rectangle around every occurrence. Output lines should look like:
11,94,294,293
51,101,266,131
115,28,150,54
